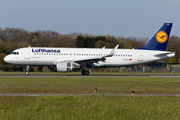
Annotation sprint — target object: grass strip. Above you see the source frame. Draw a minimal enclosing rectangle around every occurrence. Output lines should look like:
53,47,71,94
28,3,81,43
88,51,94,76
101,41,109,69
0,95,180,120
0,77,180,94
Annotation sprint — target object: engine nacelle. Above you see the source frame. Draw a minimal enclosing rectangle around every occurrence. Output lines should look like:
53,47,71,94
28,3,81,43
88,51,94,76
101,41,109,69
56,62,73,72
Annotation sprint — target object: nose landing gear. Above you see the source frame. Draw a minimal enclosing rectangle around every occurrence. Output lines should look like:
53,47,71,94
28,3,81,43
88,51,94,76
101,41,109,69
25,65,30,75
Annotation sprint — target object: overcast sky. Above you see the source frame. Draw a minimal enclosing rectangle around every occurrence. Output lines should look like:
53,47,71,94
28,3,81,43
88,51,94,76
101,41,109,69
0,0,179,38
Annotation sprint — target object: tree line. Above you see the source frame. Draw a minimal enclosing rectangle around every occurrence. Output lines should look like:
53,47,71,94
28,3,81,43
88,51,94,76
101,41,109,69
0,27,180,66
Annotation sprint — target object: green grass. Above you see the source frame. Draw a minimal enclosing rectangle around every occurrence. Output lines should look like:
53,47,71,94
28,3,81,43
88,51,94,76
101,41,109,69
0,77,180,94
0,75,180,119
0,96,180,120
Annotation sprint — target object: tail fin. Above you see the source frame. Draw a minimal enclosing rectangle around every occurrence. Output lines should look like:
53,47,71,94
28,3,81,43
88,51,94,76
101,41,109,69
140,23,173,51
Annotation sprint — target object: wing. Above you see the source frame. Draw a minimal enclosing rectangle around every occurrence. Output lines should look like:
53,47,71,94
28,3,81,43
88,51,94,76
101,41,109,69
74,44,119,64
53,45,119,66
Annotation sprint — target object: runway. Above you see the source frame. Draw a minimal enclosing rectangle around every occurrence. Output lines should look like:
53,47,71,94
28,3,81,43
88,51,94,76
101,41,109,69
1,93,180,96
1,74,180,77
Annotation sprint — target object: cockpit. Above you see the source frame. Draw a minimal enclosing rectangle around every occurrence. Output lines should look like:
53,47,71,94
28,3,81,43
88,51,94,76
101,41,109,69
11,52,19,55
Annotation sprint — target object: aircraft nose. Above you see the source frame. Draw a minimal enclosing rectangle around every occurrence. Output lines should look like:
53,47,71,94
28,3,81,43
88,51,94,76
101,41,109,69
4,55,10,63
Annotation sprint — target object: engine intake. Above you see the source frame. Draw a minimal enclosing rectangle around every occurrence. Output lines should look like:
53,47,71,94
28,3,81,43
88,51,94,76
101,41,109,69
56,62,73,72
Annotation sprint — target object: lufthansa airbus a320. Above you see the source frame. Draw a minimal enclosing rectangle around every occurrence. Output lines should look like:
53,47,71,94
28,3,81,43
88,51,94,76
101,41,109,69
4,23,175,75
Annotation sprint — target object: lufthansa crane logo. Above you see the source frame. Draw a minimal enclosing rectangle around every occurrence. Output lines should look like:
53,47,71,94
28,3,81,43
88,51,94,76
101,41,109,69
156,31,168,43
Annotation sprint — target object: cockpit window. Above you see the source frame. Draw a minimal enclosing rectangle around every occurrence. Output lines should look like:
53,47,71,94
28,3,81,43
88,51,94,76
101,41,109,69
11,52,19,55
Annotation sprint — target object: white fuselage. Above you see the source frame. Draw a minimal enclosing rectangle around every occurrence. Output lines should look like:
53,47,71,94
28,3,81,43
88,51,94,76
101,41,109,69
4,47,175,67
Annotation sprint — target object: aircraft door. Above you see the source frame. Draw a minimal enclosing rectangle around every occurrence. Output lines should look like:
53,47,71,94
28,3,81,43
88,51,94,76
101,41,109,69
25,49,30,59
137,52,143,61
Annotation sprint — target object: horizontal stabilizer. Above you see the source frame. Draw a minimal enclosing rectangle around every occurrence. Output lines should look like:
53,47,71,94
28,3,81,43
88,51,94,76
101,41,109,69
153,52,175,58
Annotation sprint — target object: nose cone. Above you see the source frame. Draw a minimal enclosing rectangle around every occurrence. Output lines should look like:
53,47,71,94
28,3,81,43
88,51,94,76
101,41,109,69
4,55,10,63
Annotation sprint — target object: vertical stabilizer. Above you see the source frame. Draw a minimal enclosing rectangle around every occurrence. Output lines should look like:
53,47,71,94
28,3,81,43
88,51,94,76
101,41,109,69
140,23,173,51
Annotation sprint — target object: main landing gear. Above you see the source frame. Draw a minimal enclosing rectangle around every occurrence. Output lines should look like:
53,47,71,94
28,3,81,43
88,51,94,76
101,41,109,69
81,65,89,75
25,65,30,75
81,69,89,75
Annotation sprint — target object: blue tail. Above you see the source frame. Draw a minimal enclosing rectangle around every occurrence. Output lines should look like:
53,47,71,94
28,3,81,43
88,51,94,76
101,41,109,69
139,23,173,51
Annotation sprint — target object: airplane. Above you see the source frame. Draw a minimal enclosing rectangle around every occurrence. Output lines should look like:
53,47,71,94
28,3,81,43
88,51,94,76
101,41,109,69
4,23,175,75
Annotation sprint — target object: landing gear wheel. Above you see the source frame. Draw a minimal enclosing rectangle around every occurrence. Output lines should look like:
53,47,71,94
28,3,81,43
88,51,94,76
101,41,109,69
81,70,85,75
25,65,30,75
25,71,29,75
81,70,89,75
85,70,89,75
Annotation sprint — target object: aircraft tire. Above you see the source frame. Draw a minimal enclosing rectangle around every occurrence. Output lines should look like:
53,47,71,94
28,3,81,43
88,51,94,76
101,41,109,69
81,70,89,75
85,70,89,75
25,72,29,75
81,70,85,75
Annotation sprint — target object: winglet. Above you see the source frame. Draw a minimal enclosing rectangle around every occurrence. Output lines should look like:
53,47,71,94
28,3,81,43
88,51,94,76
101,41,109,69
105,44,119,57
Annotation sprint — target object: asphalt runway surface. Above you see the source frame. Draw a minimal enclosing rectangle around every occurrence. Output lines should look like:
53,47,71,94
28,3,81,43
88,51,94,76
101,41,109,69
1,74,180,77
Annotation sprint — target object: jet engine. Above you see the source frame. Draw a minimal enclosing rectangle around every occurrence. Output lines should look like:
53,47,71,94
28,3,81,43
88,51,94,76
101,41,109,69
55,62,73,72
